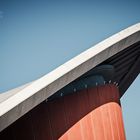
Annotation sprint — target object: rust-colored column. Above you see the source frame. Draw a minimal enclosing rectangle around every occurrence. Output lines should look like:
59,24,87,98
58,84,126,140
0,84,126,140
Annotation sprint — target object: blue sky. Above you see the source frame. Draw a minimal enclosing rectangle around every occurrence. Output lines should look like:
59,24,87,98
0,0,140,139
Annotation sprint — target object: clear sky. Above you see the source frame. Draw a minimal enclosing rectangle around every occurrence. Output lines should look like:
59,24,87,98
0,0,140,139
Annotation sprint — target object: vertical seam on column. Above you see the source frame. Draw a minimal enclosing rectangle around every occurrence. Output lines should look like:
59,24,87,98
29,113,36,140
114,105,121,140
62,97,69,140
118,107,123,139
79,119,84,140
98,86,106,140
90,113,96,140
77,92,84,140
87,88,96,140
47,103,54,140
107,85,115,140
63,96,71,140
107,104,115,140
11,123,16,140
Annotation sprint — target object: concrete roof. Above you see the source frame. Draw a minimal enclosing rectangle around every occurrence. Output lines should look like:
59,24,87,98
0,23,140,132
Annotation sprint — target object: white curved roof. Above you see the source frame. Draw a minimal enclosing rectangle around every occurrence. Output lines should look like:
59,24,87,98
0,23,140,131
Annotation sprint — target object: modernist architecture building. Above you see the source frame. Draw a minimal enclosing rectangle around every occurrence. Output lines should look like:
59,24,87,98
0,23,140,140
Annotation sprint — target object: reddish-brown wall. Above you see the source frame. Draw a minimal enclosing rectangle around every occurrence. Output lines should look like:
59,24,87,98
0,84,126,140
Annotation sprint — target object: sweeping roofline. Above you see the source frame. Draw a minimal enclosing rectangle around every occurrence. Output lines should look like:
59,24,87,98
0,23,140,131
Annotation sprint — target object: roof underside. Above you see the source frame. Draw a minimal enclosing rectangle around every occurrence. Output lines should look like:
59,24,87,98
101,41,140,96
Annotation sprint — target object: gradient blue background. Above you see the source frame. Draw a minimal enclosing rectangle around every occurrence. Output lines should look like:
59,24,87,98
0,0,140,139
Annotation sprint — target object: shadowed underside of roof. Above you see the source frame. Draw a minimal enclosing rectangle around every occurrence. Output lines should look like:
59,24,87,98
101,41,140,96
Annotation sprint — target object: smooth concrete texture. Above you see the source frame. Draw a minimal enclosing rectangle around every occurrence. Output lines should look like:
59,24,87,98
0,82,32,103
0,23,140,132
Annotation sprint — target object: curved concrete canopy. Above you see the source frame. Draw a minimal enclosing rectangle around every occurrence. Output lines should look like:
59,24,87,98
0,23,140,132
